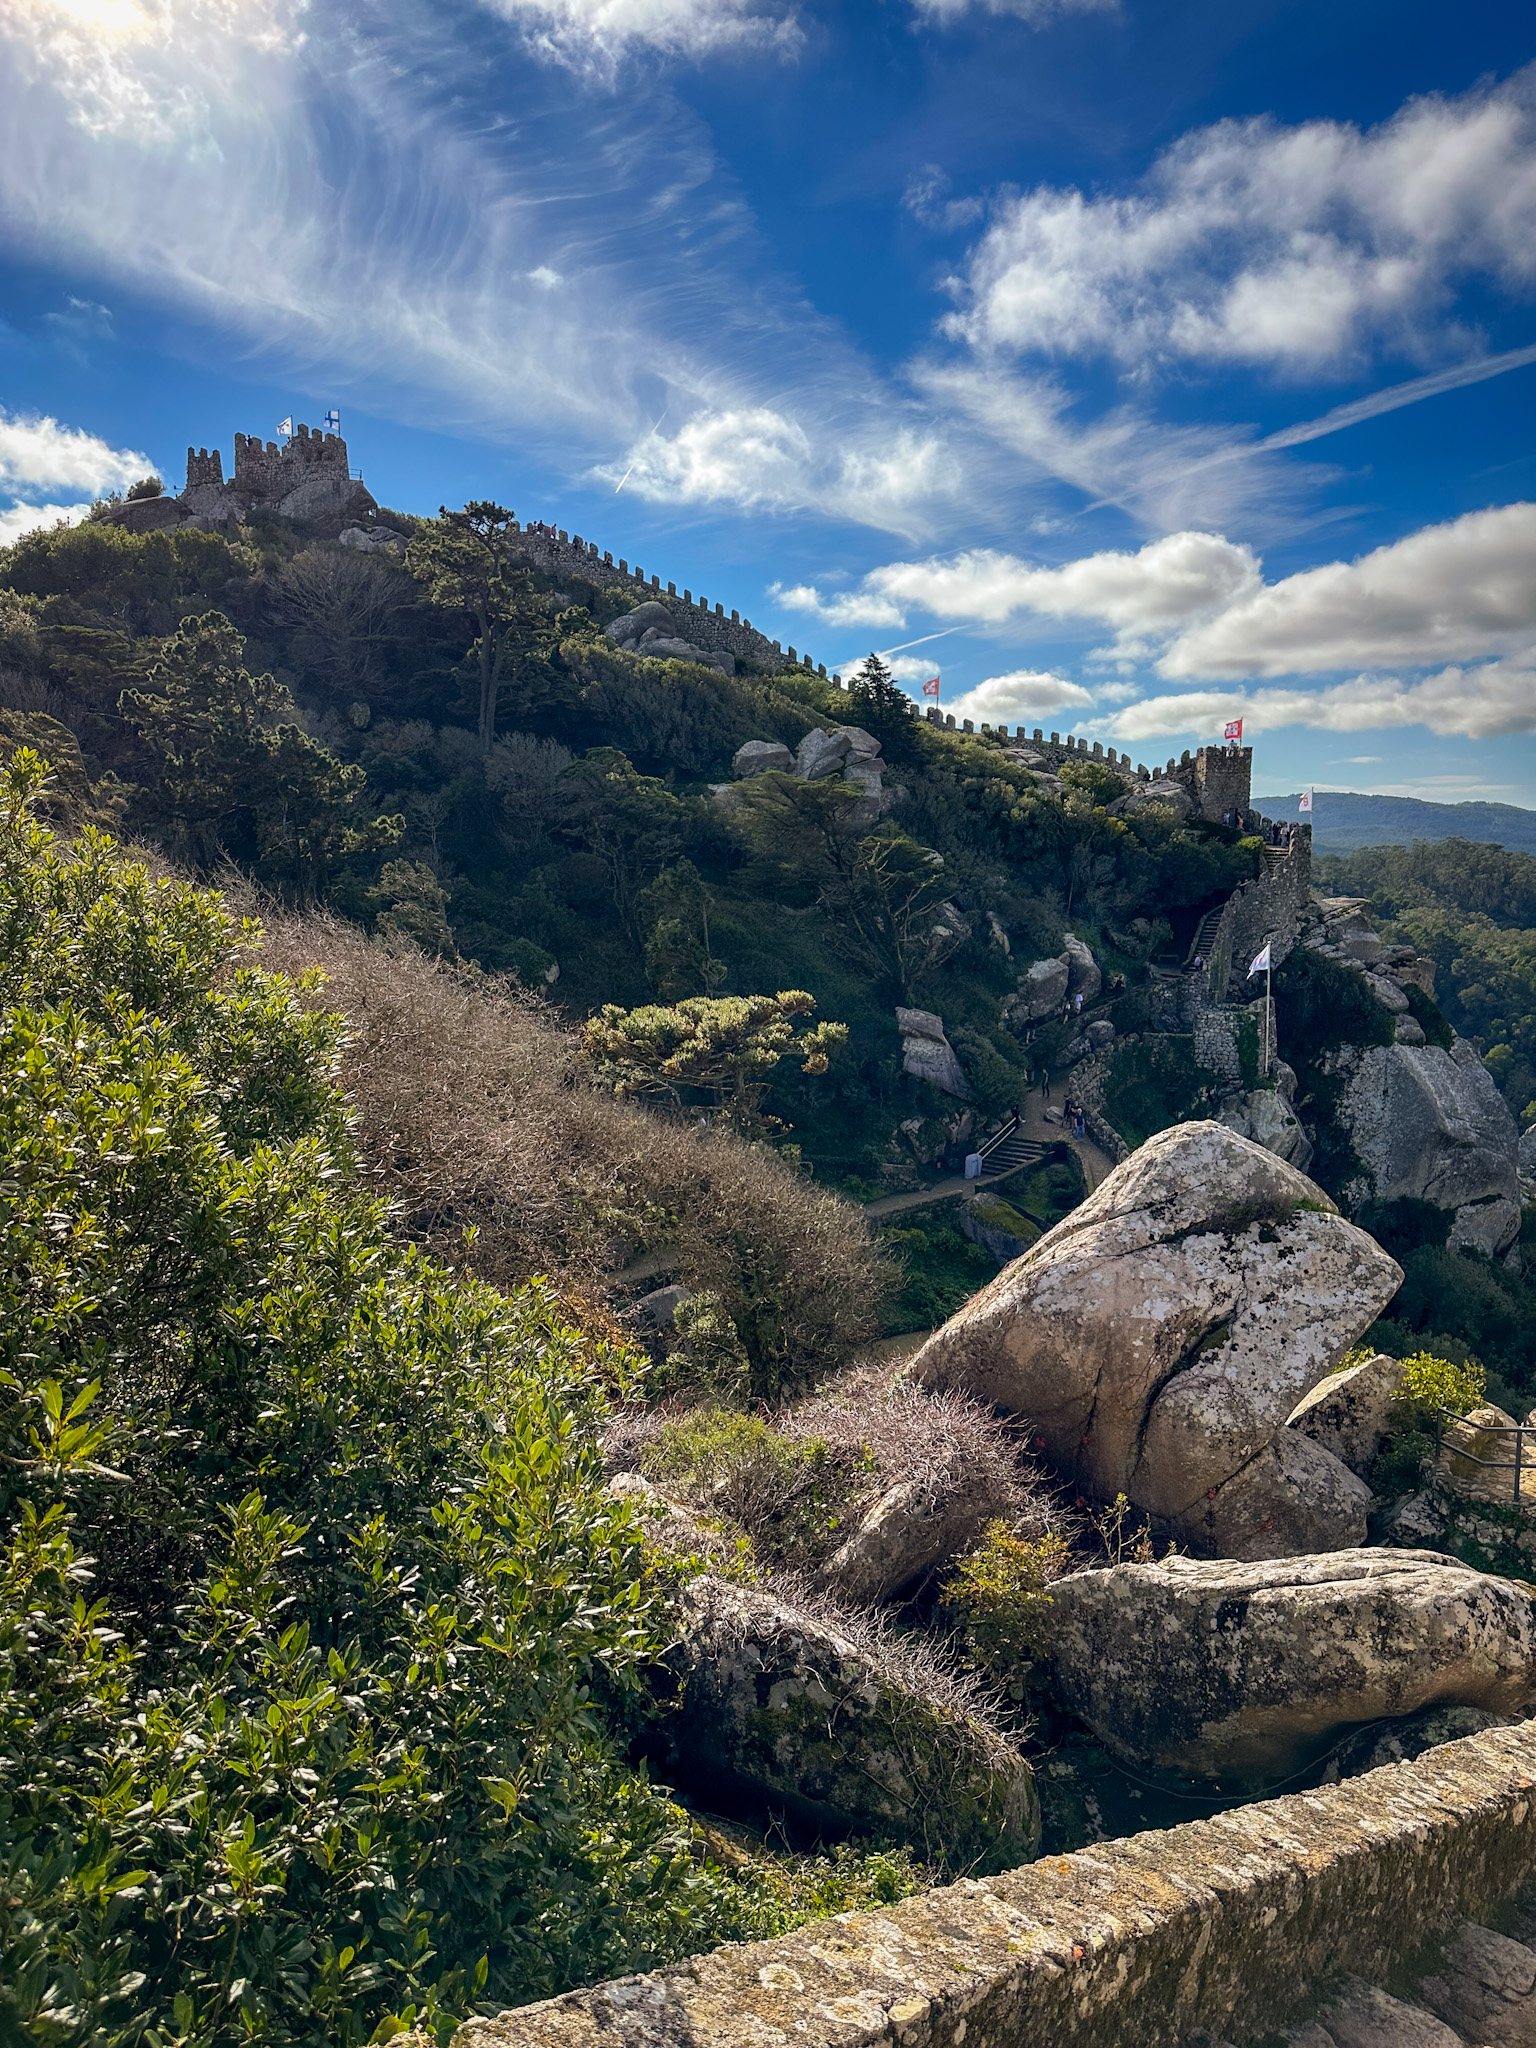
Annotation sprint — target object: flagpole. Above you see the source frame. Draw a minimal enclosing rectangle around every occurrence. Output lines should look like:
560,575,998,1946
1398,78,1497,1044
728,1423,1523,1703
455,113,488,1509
1266,961,1271,1077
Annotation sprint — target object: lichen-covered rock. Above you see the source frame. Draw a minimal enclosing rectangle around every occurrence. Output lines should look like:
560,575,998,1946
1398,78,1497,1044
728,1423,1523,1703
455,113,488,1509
1061,932,1101,1001
1011,955,1070,1025
911,1122,1401,1555
818,1467,1006,1605
663,1575,1039,1871
1438,1404,1536,1507
896,1007,970,1098
732,739,794,777
1415,1920,1536,2047
1336,1039,1519,1249
1287,1352,1405,1474
1218,1086,1310,1166
1309,1979,1463,2047
1045,1549,1536,1781
1450,1193,1523,1258
1191,1428,1370,1559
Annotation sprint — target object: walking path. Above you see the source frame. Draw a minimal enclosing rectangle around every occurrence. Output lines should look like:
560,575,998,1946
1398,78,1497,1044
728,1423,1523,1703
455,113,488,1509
861,1083,1113,1220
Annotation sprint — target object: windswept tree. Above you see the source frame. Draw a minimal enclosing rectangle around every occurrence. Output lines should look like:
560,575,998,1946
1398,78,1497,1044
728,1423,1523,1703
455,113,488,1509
582,990,847,1132
405,501,552,750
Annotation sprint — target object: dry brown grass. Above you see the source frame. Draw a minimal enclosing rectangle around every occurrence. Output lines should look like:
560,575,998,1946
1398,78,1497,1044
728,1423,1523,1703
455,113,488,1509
256,911,894,1393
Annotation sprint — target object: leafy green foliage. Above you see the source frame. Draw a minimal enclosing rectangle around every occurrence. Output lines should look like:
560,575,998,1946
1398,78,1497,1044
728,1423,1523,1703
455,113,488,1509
121,613,400,896
637,1408,860,1565
582,990,846,1129
943,1521,1072,1683
1099,1033,1217,1150
879,1217,997,1333
1397,1349,1488,1418
405,504,555,750
0,757,875,2043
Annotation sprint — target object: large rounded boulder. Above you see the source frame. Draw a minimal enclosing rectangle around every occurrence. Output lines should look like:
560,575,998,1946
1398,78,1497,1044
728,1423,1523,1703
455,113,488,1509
1045,1548,1536,1782
910,1121,1402,1556
661,1575,1039,1873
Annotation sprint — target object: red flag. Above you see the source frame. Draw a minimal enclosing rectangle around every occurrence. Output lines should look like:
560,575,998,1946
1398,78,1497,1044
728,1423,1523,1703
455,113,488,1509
1224,717,1243,741
922,677,941,697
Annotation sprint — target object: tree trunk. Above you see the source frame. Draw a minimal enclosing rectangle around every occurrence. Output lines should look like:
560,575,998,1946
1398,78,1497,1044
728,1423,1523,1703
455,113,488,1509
477,612,495,752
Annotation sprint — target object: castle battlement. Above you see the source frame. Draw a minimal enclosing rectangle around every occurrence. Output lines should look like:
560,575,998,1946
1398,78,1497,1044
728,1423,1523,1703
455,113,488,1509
180,421,370,526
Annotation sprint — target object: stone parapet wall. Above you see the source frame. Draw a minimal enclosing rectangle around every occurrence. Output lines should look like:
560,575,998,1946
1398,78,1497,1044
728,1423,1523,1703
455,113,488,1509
508,521,824,677
489,1718,1536,2048
1203,832,1313,1001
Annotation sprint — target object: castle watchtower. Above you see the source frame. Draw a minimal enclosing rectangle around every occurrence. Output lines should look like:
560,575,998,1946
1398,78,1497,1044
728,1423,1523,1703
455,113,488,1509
185,446,223,492
1190,743,1252,824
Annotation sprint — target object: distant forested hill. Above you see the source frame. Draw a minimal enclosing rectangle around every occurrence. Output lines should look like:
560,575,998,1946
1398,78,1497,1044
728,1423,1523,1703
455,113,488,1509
1256,789,1536,854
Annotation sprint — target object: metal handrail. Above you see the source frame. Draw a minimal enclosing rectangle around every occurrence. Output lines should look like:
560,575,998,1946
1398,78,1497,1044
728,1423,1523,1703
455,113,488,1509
1434,1406,1533,1505
975,1111,1022,1161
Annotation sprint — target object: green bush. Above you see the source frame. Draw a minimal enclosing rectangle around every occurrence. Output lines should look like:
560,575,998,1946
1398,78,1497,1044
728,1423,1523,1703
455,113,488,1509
942,1521,1072,1681
1099,1034,1214,1150
638,1407,859,1563
0,755,844,2044
1397,1349,1488,1418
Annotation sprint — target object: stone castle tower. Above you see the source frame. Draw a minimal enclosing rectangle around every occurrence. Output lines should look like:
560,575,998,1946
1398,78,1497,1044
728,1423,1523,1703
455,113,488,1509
181,421,373,525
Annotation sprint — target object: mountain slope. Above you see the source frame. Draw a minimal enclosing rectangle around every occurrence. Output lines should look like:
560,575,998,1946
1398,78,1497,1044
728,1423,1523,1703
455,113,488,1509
1256,790,1536,855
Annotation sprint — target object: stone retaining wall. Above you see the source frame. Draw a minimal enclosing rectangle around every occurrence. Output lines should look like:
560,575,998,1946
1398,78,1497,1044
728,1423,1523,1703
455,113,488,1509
486,1718,1536,2048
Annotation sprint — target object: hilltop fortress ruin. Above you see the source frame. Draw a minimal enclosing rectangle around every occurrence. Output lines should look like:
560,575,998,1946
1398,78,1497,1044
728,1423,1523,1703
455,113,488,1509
98,419,1254,830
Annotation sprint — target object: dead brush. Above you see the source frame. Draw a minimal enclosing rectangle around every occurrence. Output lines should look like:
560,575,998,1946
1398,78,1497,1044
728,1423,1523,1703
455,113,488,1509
254,911,895,1395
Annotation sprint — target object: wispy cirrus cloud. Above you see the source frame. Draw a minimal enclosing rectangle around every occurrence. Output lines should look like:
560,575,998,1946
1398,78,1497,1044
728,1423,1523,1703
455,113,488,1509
478,0,800,75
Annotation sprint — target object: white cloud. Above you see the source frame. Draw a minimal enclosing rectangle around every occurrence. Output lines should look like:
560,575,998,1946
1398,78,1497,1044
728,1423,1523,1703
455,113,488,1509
773,580,905,629
944,68,1536,372
911,0,1114,22
1106,657,1536,742
946,669,1095,723
852,529,1259,645
0,500,93,545
606,408,957,528
0,411,150,495
478,0,800,73
843,651,939,687
4,0,306,141
0,0,937,535
1161,502,1536,678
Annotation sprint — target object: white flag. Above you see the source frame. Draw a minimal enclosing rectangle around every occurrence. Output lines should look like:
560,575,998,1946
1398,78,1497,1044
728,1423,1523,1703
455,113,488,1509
277,416,293,437
1249,943,1271,976
1298,788,1313,812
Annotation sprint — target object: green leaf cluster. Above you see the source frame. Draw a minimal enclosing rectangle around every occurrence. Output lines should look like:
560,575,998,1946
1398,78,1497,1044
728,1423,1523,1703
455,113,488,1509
0,754,775,2045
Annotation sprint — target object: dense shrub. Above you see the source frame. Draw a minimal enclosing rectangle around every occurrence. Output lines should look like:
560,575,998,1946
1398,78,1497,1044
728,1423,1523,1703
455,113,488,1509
256,913,895,1399
0,756,888,2044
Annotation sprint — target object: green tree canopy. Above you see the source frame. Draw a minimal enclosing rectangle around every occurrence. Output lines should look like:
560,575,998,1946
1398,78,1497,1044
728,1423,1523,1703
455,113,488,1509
405,502,553,750
582,989,847,1129
121,611,398,896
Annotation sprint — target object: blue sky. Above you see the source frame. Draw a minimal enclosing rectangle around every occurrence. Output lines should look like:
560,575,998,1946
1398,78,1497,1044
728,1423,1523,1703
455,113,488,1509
1,0,1533,800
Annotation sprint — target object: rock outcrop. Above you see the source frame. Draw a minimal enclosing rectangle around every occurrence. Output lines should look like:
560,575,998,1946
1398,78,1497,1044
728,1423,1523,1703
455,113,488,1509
1045,1549,1536,1780
606,601,736,675
911,1121,1402,1556
1334,1039,1520,1254
895,1006,970,1099
731,739,794,777
1416,1920,1536,2046
1005,955,1070,1028
1287,1353,1404,1474
663,1575,1039,1870
1218,1085,1311,1167
818,1467,1007,1606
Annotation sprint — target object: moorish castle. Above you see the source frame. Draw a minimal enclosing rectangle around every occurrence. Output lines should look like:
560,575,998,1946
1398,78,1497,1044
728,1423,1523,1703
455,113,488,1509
97,417,1255,824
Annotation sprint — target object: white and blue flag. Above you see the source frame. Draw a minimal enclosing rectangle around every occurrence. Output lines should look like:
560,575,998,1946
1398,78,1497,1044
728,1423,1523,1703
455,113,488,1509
324,409,340,433
277,415,293,437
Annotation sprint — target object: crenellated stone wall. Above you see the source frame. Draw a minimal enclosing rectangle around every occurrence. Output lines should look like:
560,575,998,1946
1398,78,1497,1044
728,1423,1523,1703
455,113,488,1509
485,1717,1536,2048
507,520,833,678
